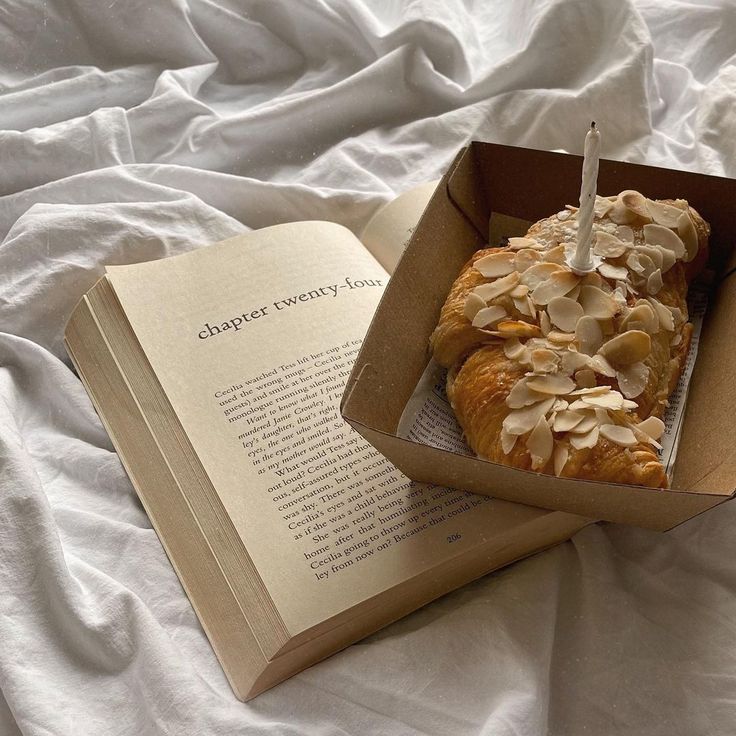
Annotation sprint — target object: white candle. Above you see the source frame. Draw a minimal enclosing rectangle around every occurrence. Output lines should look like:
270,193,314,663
572,122,601,272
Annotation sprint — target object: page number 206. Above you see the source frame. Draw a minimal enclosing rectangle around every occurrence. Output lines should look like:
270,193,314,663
447,533,462,543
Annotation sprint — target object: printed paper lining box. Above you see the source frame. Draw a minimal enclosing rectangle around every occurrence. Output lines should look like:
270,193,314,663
341,142,736,531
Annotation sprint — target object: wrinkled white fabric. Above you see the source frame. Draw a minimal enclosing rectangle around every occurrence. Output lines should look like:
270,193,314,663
2,1,736,734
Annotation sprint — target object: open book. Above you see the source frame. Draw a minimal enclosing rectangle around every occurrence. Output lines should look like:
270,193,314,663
64,184,590,701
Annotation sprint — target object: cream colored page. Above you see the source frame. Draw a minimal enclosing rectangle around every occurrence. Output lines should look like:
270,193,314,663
107,221,544,634
360,180,439,273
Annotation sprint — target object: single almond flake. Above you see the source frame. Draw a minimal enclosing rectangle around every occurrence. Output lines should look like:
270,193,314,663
474,251,517,278
557,210,571,221
500,427,517,455
616,225,635,242
527,414,554,469
581,391,625,410
647,268,664,295
569,413,598,434
594,408,612,425
658,246,676,272
647,298,675,331
598,262,629,281
588,353,617,377
552,398,569,411
579,285,618,319
497,320,542,338
554,444,569,476
626,251,645,275
570,425,600,449
503,397,557,436
544,244,567,265
531,348,560,374
622,303,659,335
547,331,576,345
540,310,552,336
617,361,649,399
600,424,638,447
463,292,487,321
553,410,585,432
599,330,651,367
547,296,584,333
569,385,610,397
562,350,590,374
581,271,604,289
594,232,629,258
472,305,507,328
646,199,683,228
526,373,576,395
594,196,614,219
472,271,521,302
643,223,686,259
507,378,548,409
532,271,580,305
636,416,665,441
574,368,597,388
508,237,545,251
510,284,530,298
514,296,534,317
677,211,698,262
504,337,526,360
520,262,565,290
515,249,542,273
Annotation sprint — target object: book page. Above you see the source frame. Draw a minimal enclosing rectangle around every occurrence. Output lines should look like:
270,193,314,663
360,180,439,273
106,222,550,635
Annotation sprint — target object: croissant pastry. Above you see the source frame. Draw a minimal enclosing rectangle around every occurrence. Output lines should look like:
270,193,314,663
430,191,710,488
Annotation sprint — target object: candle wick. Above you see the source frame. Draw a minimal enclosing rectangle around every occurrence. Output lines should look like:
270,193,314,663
590,121,596,129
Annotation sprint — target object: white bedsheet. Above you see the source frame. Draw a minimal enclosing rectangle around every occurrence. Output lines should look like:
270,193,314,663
2,1,736,734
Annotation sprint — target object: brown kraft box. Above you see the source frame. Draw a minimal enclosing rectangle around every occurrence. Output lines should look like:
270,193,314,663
340,141,736,532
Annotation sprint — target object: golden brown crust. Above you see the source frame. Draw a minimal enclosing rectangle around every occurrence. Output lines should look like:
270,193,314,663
431,194,710,488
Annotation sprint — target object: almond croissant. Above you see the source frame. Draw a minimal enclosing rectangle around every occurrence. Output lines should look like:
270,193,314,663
430,191,709,488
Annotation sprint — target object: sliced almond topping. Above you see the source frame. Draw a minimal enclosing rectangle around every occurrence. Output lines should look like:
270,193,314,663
557,210,571,221
472,271,521,302
472,305,507,328
552,398,569,412
579,285,618,319
569,413,598,434
570,425,600,449
547,296,584,333
528,415,554,470
554,444,569,477
616,225,635,242
540,310,552,336
515,249,542,273
647,268,663,295
594,408,612,425
510,284,529,298
594,196,614,219
594,232,629,258
581,391,625,410
531,348,560,374
617,361,649,399
500,427,517,455
574,368,597,388
636,416,665,441
600,424,638,447
514,296,534,317
463,292,487,321
626,251,644,275
598,262,629,281
599,330,651,366
504,337,526,360
474,251,517,278
503,397,556,436
658,246,676,272
610,190,651,224
643,223,686,259
553,410,585,432
508,237,544,251
497,320,542,338
562,350,590,374
621,303,658,334
507,378,547,409
520,262,565,290
646,199,683,228
635,244,664,271
532,271,580,305
588,353,617,377
544,244,567,265
581,271,604,289
677,211,698,262
570,385,610,396
526,374,576,395
647,298,675,331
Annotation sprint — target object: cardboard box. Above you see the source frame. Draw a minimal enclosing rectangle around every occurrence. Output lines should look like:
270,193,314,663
341,142,736,532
